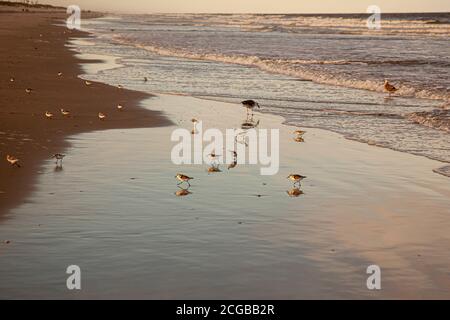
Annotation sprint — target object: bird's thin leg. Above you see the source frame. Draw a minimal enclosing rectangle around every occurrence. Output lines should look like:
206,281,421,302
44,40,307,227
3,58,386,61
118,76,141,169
187,181,191,187
177,181,182,185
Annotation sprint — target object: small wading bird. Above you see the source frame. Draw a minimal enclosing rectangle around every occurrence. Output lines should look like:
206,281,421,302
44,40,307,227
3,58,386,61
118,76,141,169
25,88,33,94
191,118,199,134
293,130,306,137
287,174,307,187
52,153,66,166
58,72,63,76
384,79,398,96
208,152,221,165
175,173,193,187
45,111,53,119
117,104,123,111
117,84,123,89
241,100,260,117
6,155,21,167
293,130,306,142
144,77,148,82
60,108,70,116
98,112,106,120
10,77,15,82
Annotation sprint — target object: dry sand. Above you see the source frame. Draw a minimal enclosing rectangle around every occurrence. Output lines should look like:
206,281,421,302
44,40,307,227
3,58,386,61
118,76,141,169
0,10,170,214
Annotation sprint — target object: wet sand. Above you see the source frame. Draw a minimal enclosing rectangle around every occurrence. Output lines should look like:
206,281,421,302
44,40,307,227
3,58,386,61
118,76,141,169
0,10,170,214
0,91,449,299
0,9,449,299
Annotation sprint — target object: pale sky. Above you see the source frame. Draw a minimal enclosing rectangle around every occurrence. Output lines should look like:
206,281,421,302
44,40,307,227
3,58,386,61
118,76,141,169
44,0,450,13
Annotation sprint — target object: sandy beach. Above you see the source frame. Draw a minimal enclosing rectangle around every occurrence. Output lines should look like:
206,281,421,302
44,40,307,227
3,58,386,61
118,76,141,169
1,7,449,299
0,9,170,214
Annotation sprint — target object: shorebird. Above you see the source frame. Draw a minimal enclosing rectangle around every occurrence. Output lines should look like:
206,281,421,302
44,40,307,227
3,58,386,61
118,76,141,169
287,174,307,187
241,100,260,117
45,111,54,119
117,104,123,111
191,118,199,134
117,84,123,89
60,108,70,116
25,88,33,94
293,130,306,137
52,153,66,165
98,112,106,120
58,72,63,76
175,173,193,186
85,80,92,86
10,77,15,82
384,79,398,96
144,77,148,82
208,152,221,164
6,155,20,167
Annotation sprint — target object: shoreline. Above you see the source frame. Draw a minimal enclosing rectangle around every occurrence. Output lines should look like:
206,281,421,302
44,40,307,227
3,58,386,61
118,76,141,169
1,11,449,298
0,11,171,215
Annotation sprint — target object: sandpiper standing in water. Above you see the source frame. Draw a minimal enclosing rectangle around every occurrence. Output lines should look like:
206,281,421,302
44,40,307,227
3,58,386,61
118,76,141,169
287,174,307,187
191,118,199,134
53,153,66,166
175,173,194,187
241,100,260,118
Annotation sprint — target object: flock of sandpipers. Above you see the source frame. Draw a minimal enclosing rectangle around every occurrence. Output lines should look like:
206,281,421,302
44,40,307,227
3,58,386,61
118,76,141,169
5,75,400,197
174,79,399,196
175,99,308,196
5,73,135,170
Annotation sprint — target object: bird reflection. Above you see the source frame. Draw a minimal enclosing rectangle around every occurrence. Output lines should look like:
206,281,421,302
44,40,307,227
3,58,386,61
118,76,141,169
228,150,238,170
207,164,221,173
287,188,304,197
241,119,260,130
228,160,237,170
175,186,192,197
54,165,64,172
235,116,260,147
293,130,306,142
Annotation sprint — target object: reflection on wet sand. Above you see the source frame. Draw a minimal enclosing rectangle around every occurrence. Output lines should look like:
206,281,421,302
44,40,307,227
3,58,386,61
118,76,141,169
287,187,304,197
175,186,192,197
207,164,221,173
293,129,306,143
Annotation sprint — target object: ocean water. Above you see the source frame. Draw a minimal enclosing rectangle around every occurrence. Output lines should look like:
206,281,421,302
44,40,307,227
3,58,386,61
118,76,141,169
78,13,450,165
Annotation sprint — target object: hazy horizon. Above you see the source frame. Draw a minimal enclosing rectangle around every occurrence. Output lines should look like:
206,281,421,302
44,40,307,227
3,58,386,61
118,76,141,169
39,0,450,14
